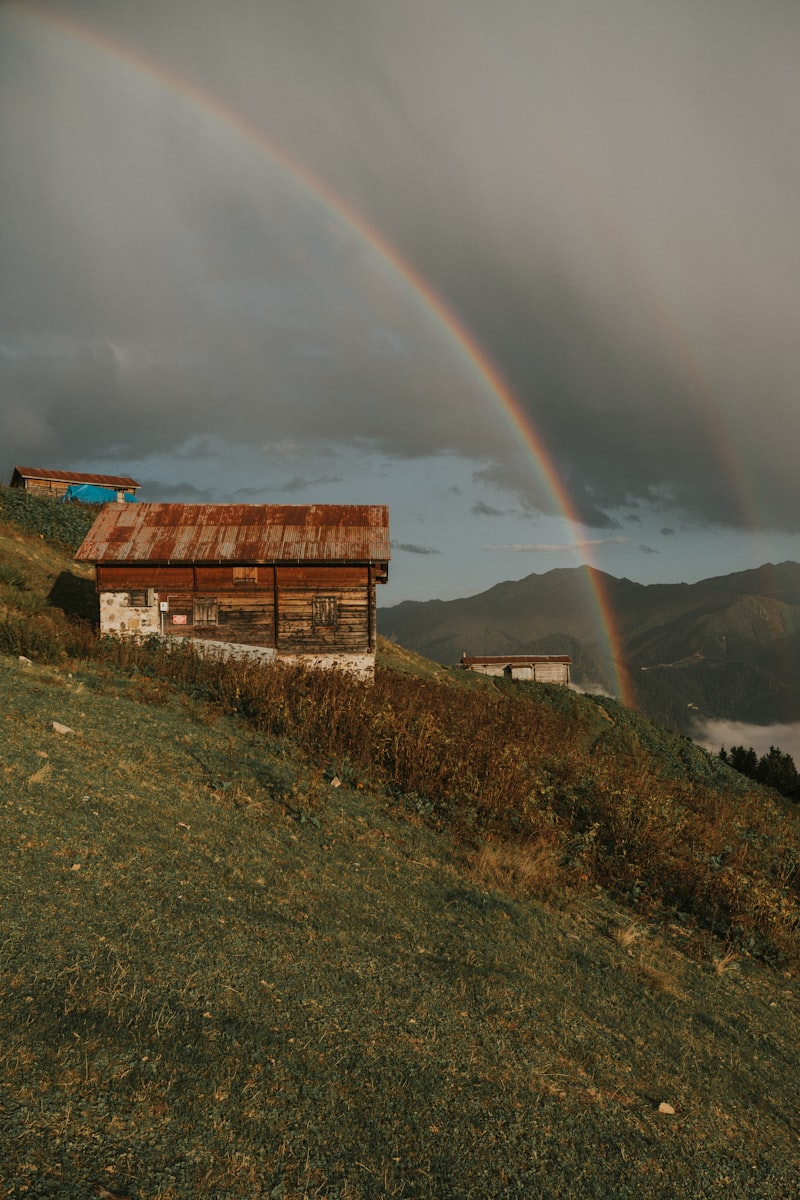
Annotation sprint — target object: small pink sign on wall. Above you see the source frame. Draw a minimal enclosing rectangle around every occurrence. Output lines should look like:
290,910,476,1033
172,614,187,625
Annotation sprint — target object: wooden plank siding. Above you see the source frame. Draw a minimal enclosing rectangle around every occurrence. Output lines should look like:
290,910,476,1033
277,588,369,651
162,593,275,647
21,479,65,497
97,565,196,590
95,562,373,652
95,564,368,590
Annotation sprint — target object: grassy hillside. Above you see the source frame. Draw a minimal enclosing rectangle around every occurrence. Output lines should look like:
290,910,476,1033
2,502,800,1197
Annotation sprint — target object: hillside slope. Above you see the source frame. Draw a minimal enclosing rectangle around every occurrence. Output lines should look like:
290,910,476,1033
3,652,800,1199
3,506,800,1195
380,563,800,728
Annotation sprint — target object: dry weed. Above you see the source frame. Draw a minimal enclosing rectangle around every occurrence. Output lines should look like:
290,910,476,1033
473,836,561,898
615,921,649,951
632,955,685,998
713,948,741,976
26,761,52,786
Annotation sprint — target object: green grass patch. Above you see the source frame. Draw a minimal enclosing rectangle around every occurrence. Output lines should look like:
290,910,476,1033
1,654,800,1198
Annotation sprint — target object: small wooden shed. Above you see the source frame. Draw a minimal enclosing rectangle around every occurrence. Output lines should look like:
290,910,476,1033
459,653,571,684
9,466,140,501
75,502,390,678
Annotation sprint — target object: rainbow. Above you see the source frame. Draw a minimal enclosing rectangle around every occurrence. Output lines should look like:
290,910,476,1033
7,2,633,703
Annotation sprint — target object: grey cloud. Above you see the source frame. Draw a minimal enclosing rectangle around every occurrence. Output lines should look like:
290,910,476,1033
139,479,217,502
281,475,342,494
3,0,800,538
229,485,274,499
483,537,628,553
393,542,441,556
470,500,506,517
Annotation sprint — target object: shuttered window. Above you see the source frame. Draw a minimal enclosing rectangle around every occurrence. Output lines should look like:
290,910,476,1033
127,589,153,607
312,596,338,627
233,565,258,584
193,597,219,626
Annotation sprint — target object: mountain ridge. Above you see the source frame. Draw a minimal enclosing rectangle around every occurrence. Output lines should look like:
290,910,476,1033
380,561,800,728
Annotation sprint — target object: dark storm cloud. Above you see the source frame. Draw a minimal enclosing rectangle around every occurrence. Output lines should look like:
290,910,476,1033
3,0,800,537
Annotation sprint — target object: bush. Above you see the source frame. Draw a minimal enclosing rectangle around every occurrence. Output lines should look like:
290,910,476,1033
0,485,98,549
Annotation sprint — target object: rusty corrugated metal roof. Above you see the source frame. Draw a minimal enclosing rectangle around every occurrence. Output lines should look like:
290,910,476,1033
75,503,391,564
11,466,140,489
461,654,572,665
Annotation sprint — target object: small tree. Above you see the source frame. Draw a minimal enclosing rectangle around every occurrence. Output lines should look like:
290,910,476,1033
721,744,758,780
720,743,800,802
756,745,800,801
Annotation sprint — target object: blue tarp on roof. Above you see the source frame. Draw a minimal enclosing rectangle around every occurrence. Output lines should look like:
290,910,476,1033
62,484,137,504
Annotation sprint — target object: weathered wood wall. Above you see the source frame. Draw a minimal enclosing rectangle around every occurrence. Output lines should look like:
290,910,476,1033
20,479,68,498
95,562,375,652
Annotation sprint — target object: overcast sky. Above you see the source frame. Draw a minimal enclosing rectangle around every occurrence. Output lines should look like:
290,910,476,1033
3,0,800,604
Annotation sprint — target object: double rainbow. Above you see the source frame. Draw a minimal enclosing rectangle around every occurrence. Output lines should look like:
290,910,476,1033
8,3,633,703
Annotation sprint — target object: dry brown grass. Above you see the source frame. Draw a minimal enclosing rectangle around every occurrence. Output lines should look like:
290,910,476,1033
472,835,561,898
615,920,650,952
612,922,686,997
713,947,741,976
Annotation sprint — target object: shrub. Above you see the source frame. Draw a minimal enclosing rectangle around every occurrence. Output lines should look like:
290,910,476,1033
0,485,98,549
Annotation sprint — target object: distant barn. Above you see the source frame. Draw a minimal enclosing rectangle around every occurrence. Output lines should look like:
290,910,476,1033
9,466,140,502
75,502,390,679
459,653,571,684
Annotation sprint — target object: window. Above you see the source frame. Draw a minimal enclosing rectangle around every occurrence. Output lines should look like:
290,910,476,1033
233,565,258,584
127,589,154,608
312,596,338,627
193,597,219,626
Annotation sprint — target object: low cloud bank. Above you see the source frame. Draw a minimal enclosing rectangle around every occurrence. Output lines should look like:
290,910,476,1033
571,681,615,700
694,719,800,765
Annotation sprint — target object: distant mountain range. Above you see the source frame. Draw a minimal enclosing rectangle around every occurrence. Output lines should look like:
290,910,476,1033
379,562,800,730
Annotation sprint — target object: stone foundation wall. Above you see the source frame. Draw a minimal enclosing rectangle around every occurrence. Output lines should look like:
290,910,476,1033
99,591,160,636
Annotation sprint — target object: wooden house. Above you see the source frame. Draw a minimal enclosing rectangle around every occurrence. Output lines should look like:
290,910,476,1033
459,653,571,684
9,466,140,502
75,503,390,678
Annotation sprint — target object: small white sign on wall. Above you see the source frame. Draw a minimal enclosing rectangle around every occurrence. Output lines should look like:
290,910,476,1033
159,600,169,612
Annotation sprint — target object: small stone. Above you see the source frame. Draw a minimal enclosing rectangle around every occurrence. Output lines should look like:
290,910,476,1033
330,776,342,788
18,655,32,666
658,1102,675,1115
52,721,75,735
